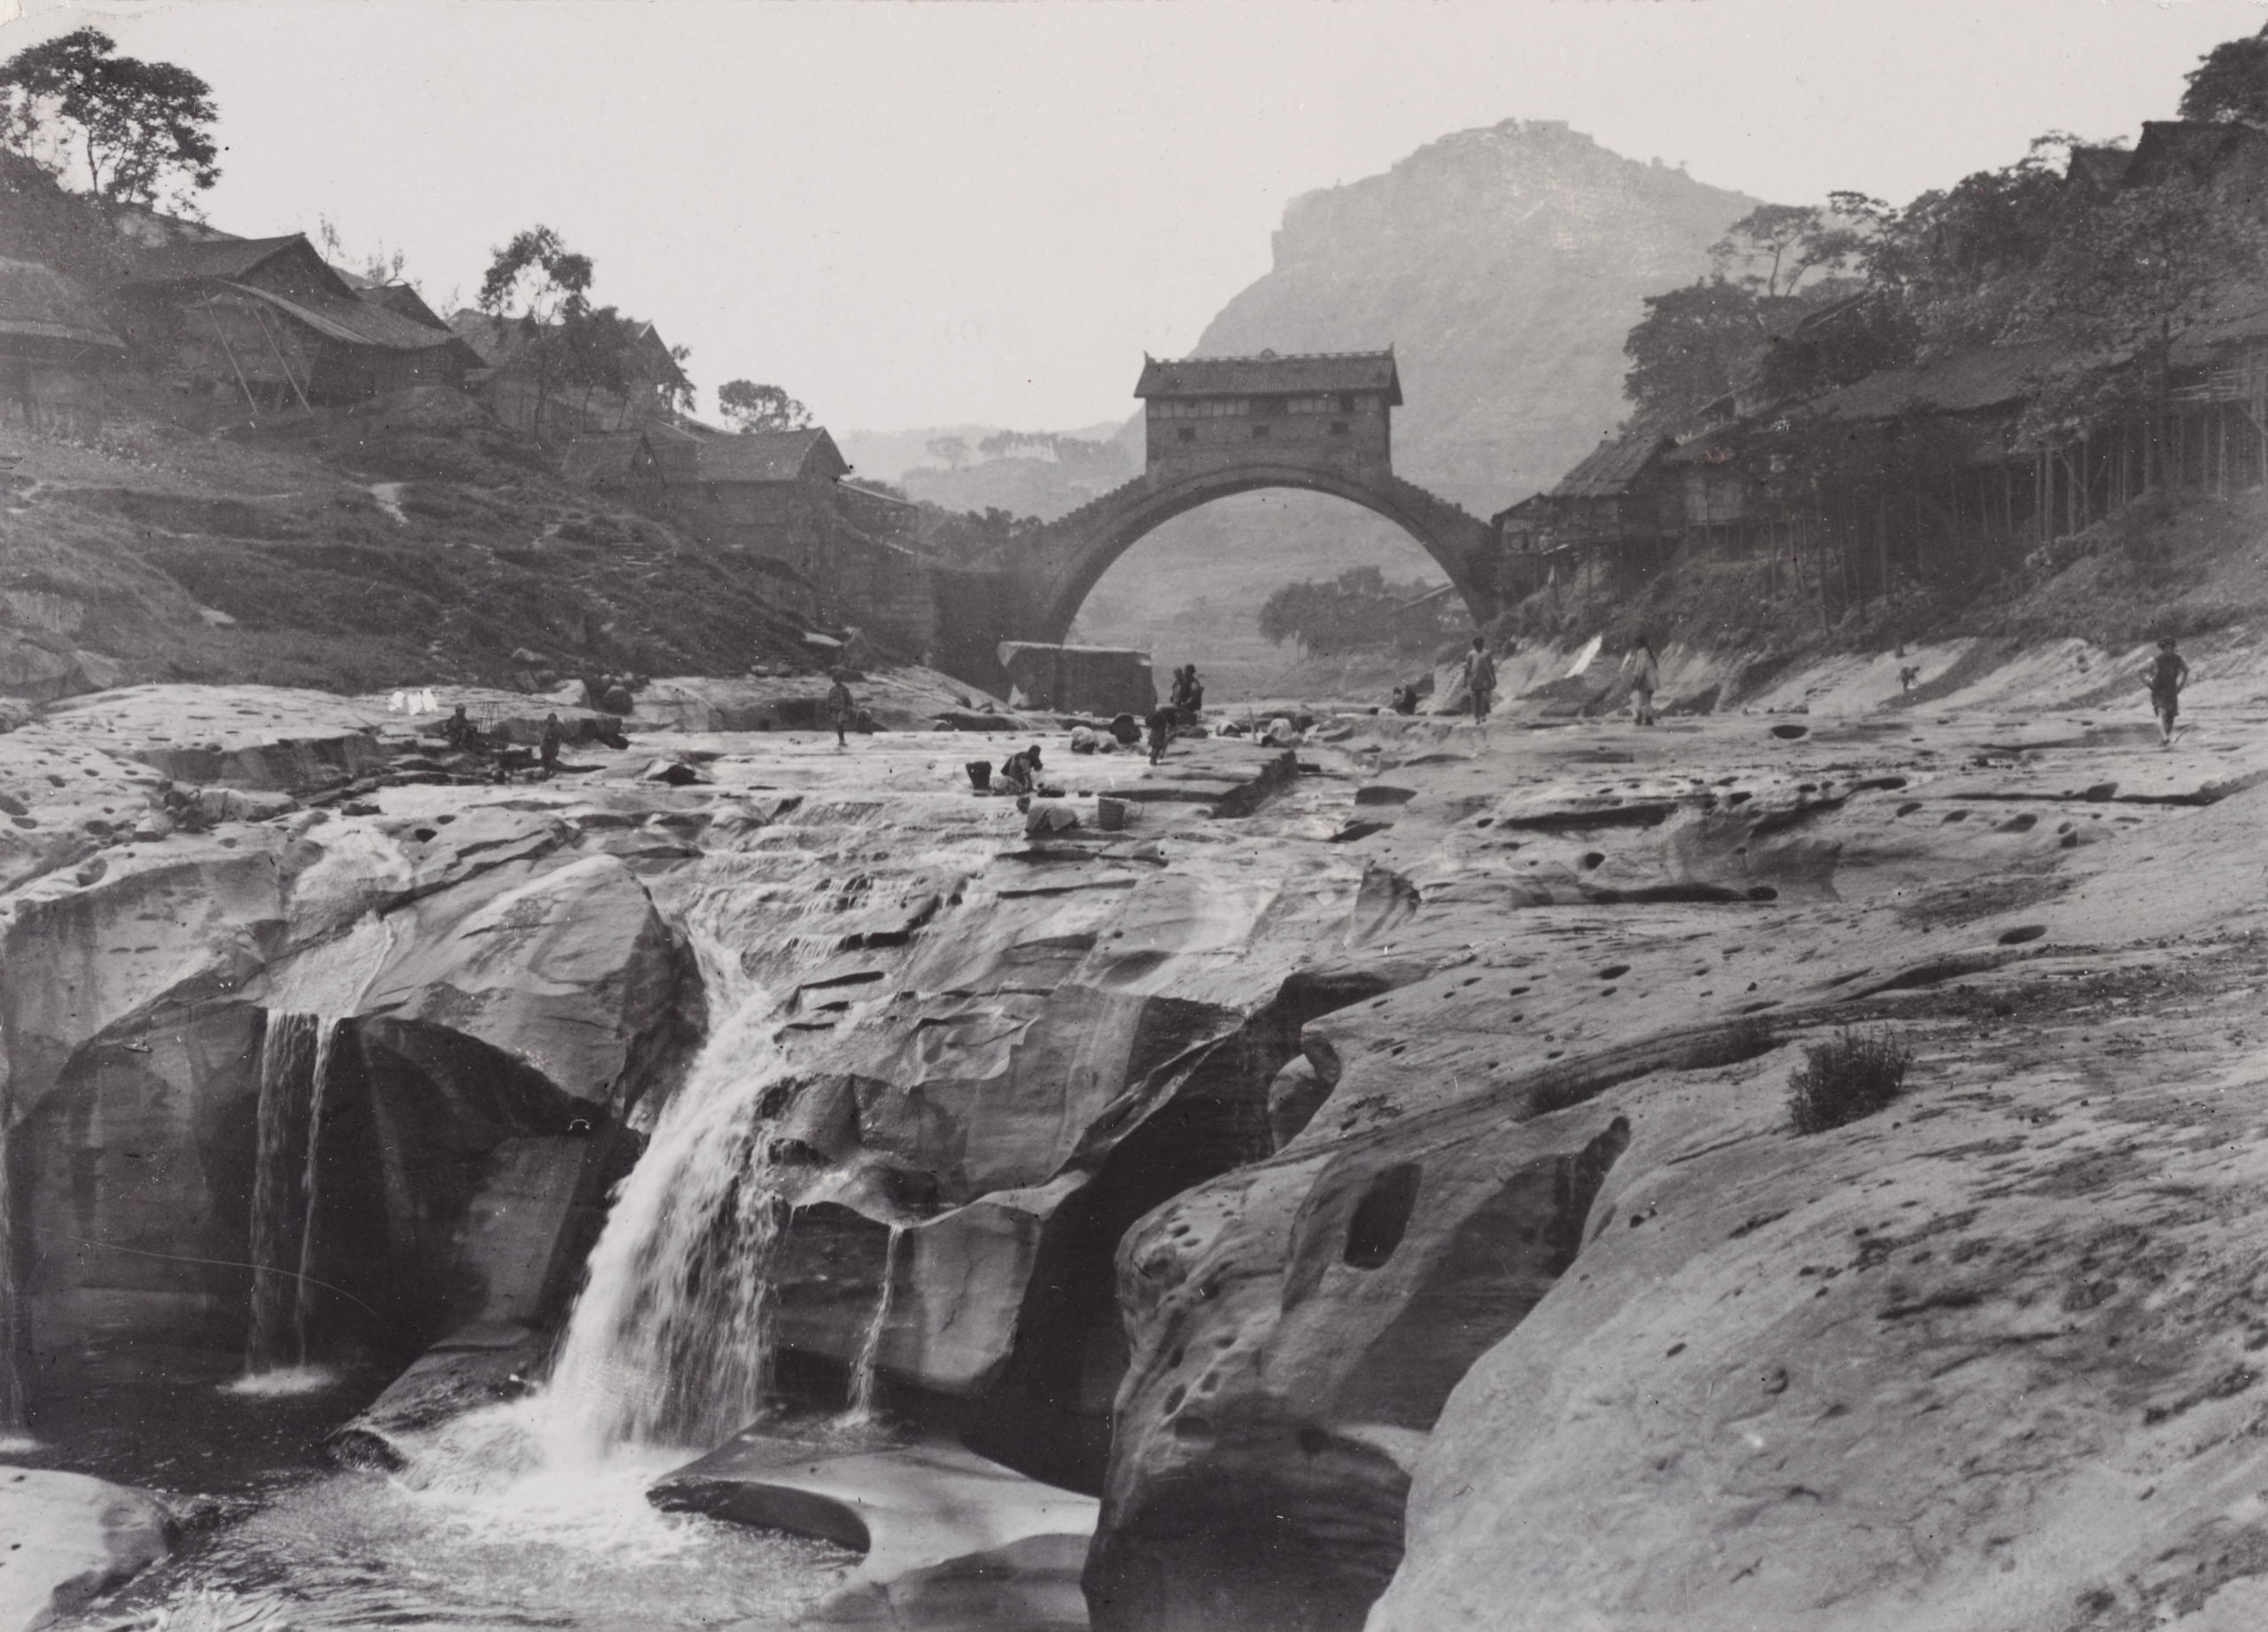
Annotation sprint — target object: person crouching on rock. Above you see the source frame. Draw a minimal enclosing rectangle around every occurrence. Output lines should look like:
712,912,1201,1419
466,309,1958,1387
998,743,1043,794
827,671,856,749
2147,636,2189,747
441,703,478,751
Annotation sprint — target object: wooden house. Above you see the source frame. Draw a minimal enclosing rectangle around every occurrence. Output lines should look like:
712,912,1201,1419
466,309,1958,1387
449,309,687,439
0,257,125,437
1135,349,1400,480
106,234,481,409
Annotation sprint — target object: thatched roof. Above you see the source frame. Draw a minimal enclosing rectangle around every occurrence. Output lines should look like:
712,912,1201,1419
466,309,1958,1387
0,258,124,354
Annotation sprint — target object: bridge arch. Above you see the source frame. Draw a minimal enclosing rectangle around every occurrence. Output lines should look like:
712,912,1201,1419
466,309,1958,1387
1018,462,1503,646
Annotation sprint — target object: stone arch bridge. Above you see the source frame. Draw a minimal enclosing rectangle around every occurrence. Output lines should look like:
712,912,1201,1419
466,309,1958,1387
928,350,1526,688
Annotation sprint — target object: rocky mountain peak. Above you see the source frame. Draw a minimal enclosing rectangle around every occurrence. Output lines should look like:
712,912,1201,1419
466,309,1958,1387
1195,120,1762,508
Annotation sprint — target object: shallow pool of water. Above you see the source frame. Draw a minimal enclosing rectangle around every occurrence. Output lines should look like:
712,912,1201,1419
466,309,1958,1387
73,1451,851,1631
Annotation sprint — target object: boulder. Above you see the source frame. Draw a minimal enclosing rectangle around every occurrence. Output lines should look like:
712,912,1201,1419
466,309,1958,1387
355,851,692,1113
652,1435,1097,1632
0,1466,171,1631
1083,1098,1631,1632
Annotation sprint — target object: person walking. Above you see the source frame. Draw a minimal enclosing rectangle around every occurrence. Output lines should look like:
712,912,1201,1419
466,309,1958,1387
1462,637,1497,723
1146,703,1177,765
2147,636,2189,747
1625,637,1660,726
826,671,857,749
539,712,564,778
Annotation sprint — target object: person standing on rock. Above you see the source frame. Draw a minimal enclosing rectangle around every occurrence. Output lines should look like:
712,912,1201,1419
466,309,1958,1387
2147,636,2189,747
826,671,857,749
1146,703,1177,765
1624,637,1660,726
540,713,564,778
1463,636,1497,724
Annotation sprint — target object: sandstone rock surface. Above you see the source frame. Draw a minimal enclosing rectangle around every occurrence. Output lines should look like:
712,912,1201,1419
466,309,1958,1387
0,1465,171,1631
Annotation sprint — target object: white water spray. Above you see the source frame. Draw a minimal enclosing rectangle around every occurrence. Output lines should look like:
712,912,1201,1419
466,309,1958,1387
245,1014,342,1373
540,972,802,1464
844,1224,905,1423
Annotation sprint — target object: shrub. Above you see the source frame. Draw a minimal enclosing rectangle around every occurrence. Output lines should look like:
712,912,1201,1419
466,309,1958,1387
1787,1027,1913,1133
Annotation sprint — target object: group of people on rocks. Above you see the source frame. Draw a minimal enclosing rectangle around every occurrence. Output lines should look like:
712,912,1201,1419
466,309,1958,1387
1438,630,2193,743
1451,633,1651,726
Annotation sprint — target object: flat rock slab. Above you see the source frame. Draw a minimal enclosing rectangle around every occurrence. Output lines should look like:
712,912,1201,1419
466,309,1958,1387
1098,743,1297,816
0,1465,171,1632
655,1435,1097,1630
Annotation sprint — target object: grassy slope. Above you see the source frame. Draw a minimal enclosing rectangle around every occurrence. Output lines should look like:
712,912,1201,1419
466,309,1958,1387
1,388,819,696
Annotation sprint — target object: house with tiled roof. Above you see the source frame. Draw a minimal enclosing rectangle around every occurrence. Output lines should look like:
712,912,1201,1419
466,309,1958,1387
0,257,126,436
450,308,687,440
105,233,480,409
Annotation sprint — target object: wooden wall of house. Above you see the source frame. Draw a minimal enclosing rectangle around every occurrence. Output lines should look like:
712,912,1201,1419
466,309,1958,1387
1143,391,1392,482
0,352,110,439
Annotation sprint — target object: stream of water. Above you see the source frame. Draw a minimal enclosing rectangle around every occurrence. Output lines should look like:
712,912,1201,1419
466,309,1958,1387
244,1014,340,1376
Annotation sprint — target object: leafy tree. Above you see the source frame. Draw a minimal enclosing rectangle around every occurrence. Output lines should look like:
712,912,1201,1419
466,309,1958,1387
1711,204,1855,299
478,225,594,442
2179,25,2268,124
2016,171,2266,482
0,28,218,208
1258,565,1449,654
926,435,972,472
718,380,812,434
1621,277,1770,428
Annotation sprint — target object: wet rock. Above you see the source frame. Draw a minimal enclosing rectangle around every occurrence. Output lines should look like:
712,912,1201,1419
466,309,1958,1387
0,1466,172,1631
356,851,692,1113
325,1323,548,1470
1084,1098,1630,1632
653,1435,1097,1632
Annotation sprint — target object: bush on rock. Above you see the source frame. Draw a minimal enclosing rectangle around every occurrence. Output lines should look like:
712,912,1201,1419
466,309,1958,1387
1787,1027,1912,1133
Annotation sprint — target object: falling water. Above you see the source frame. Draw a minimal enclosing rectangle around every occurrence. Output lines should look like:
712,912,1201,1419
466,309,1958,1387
844,1224,905,1423
245,1014,340,1373
540,976,801,1462
0,1114,24,1441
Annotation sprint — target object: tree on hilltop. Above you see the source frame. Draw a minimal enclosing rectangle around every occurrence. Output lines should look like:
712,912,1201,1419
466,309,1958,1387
926,435,972,472
718,380,812,434
1710,204,1856,299
0,28,218,208
2179,25,2268,125
478,226,594,443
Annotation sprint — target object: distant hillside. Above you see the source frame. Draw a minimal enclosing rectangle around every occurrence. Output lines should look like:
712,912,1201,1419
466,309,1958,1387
1190,119,1759,509
1071,119,1759,689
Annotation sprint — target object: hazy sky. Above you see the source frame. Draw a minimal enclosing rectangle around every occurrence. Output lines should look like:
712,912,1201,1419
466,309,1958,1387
5,0,2263,433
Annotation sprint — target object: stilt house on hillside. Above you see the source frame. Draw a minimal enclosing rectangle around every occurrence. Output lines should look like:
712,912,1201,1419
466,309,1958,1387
0,258,125,437
105,235,481,410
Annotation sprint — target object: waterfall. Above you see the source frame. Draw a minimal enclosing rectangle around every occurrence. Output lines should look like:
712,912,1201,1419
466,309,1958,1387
844,1224,905,1423
540,978,801,1462
245,1014,340,1373
0,1115,22,1438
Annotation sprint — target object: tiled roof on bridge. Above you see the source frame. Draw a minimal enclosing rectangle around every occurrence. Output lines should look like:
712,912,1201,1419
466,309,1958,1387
1134,349,1402,407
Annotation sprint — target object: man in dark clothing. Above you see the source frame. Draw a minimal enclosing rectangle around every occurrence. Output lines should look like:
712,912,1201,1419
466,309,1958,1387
998,743,1044,794
540,713,564,777
1146,704,1177,765
2148,637,2190,746
826,672,856,749
1181,668,1204,726
441,704,478,750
